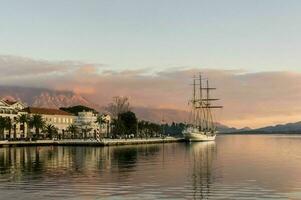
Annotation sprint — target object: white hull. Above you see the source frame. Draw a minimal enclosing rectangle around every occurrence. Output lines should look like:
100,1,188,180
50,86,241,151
183,128,216,142
184,132,216,142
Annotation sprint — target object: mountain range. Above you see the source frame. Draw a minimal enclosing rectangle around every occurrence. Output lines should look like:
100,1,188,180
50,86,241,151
0,86,193,123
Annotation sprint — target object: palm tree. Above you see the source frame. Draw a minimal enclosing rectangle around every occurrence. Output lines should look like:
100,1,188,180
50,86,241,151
67,124,78,139
29,115,46,139
12,117,17,140
43,124,58,139
0,117,6,140
4,117,12,140
17,114,29,139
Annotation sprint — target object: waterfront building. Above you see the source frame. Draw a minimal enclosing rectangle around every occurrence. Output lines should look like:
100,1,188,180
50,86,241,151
74,111,112,139
0,99,27,139
0,98,112,140
75,111,99,138
23,107,76,137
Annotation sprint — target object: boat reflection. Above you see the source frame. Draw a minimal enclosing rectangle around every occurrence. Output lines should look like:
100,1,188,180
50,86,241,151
188,142,216,199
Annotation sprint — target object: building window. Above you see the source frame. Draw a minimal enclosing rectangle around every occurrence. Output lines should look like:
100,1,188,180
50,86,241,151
54,118,57,123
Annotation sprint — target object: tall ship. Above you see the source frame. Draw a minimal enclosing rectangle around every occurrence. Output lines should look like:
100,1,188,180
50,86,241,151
183,74,222,142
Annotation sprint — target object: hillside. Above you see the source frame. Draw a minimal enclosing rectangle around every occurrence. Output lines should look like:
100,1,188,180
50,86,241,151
257,121,301,133
0,85,97,109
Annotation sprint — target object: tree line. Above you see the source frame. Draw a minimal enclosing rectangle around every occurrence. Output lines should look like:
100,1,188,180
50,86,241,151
106,96,186,139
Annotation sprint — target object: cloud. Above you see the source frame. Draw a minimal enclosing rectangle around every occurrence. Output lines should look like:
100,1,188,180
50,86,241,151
0,55,77,76
1,55,301,128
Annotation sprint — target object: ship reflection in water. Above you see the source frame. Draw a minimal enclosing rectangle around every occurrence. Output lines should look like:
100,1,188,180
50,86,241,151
1,135,301,199
188,142,216,199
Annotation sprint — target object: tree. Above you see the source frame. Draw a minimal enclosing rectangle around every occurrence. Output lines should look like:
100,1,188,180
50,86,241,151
43,124,58,139
67,124,78,139
17,114,29,139
4,117,12,140
29,115,46,139
111,118,126,138
118,111,138,137
105,96,131,118
138,120,161,138
0,117,6,140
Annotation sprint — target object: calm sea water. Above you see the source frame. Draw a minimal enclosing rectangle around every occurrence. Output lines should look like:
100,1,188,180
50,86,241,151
1,135,301,199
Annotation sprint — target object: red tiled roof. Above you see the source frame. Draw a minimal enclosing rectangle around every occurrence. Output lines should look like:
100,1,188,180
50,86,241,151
4,100,17,105
22,107,74,116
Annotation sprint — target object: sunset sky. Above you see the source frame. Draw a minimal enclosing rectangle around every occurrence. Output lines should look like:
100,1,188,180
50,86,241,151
1,0,301,128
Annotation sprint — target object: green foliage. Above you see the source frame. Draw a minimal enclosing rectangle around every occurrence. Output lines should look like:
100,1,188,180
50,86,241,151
29,114,46,136
17,114,30,136
17,114,29,124
43,124,58,139
60,105,98,116
162,122,187,136
118,111,137,136
111,111,137,138
4,117,12,131
111,118,126,138
0,117,6,139
138,120,161,138
95,115,106,125
67,124,78,138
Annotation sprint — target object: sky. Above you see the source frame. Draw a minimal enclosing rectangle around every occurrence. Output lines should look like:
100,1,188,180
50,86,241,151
1,0,301,128
1,0,301,71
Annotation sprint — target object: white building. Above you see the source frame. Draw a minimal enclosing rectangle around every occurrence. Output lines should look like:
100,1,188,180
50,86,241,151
75,111,112,138
0,98,112,140
23,107,76,137
0,99,27,139
75,111,99,138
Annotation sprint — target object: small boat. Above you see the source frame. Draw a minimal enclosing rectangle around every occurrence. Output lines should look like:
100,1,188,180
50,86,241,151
183,74,222,142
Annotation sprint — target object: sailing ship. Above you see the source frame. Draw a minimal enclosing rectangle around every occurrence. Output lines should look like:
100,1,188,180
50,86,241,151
183,74,222,142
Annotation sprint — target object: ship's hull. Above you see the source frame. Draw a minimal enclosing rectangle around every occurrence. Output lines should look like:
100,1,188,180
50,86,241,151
183,130,216,142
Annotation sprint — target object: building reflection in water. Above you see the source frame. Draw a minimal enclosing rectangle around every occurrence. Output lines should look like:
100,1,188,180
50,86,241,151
2,136,301,199
0,145,161,180
0,143,216,199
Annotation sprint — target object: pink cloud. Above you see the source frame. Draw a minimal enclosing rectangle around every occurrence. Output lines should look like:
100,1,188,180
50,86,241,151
1,55,301,128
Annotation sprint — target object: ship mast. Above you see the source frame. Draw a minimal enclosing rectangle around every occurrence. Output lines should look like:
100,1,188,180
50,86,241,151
192,76,197,126
199,74,204,130
189,74,222,132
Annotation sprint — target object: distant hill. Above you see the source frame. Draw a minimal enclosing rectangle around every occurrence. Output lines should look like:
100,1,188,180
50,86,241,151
257,121,301,133
0,85,98,109
224,121,301,134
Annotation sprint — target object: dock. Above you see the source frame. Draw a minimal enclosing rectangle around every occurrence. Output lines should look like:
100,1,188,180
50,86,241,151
0,137,184,147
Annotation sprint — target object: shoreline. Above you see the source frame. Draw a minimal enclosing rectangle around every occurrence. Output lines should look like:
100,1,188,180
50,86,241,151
0,137,185,147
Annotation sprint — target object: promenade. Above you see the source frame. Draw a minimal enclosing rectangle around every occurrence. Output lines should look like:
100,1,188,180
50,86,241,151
0,137,184,147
